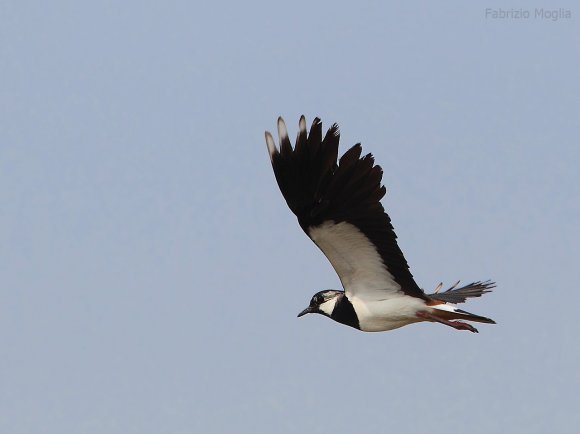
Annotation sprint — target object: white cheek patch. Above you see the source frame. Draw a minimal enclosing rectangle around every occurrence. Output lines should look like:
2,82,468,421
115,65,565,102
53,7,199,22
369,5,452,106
318,298,337,316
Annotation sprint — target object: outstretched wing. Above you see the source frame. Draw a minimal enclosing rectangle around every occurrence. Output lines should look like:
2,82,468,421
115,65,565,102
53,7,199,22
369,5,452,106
266,116,427,301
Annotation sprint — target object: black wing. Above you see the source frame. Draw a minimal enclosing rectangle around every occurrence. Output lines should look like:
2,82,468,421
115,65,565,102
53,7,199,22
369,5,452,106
266,116,427,301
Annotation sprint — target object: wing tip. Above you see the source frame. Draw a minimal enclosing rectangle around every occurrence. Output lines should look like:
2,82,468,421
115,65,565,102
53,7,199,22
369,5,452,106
299,115,307,134
265,131,278,160
277,116,288,142
329,122,340,137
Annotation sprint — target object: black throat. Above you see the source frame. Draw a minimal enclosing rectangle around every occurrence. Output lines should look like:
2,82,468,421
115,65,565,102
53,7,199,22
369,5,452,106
330,294,360,330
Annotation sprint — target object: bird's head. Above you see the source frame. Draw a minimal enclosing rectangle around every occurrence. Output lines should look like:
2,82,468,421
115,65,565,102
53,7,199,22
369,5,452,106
297,290,342,318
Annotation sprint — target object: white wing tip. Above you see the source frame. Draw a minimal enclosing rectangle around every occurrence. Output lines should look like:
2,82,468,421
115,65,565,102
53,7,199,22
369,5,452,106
277,116,288,142
265,131,277,159
299,115,307,134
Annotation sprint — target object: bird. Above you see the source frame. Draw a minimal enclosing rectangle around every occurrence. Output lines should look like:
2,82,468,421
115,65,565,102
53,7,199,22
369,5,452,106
265,116,496,333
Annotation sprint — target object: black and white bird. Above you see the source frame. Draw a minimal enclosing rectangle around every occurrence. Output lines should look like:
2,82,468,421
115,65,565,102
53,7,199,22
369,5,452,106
266,116,496,333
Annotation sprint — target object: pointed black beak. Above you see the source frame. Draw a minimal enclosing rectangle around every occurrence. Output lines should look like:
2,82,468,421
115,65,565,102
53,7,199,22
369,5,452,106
297,306,314,317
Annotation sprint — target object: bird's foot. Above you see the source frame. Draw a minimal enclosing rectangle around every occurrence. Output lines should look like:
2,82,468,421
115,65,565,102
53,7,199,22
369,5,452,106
416,311,479,333
446,320,479,333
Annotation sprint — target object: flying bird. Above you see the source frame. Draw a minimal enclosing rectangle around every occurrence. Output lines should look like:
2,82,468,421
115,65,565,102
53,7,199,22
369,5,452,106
265,116,495,333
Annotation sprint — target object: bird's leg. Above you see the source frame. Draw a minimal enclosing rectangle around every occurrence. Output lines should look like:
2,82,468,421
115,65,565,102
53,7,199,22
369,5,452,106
416,311,479,333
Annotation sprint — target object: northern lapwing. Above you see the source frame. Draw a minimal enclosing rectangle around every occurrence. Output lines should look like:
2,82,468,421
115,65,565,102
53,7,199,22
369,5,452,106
265,116,495,333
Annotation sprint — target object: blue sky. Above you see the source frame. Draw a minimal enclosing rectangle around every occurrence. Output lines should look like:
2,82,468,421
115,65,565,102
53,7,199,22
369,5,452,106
1,1,579,433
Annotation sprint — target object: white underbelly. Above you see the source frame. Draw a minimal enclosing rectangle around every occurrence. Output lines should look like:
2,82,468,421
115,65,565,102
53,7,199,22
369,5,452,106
350,295,427,332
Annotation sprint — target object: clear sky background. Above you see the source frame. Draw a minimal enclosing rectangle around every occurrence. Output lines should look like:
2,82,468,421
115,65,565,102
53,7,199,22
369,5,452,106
1,1,579,433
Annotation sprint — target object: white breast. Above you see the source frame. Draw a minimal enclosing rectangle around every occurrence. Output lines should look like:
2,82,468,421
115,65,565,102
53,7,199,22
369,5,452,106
350,295,427,332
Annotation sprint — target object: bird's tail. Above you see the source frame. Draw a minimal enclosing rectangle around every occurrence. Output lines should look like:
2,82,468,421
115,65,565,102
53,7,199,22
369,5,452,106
429,303,496,324
428,280,495,304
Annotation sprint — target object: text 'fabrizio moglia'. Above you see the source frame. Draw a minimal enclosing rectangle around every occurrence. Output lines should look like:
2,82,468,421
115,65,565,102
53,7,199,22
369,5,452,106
485,8,572,21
